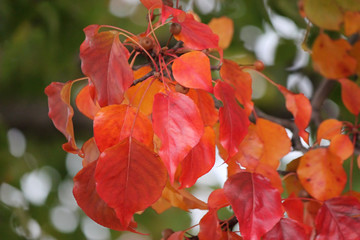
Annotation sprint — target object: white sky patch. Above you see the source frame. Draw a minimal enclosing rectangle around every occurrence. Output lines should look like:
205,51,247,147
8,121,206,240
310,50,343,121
109,0,139,18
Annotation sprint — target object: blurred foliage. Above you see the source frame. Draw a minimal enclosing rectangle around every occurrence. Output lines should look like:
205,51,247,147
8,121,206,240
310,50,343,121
0,0,358,239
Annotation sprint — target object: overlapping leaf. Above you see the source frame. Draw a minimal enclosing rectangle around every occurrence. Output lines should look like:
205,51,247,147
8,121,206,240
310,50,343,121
172,51,213,92
198,210,223,240
153,92,204,182
80,25,133,107
316,119,343,142
187,89,218,126
263,218,308,240
315,196,360,239
223,172,284,240
76,84,100,119
81,137,100,166
95,138,167,228
140,0,162,9
337,78,360,115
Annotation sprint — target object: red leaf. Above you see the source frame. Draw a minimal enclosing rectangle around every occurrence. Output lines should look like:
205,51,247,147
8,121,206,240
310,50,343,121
81,138,100,166
73,160,137,231
76,84,100,119
208,189,229,210
179,127,215,188
315,196,360,240
198,210,223,240
93,104,153,152
80,25,133,107
277,85,311,143
223,172,284,240
140,0,162,9
172,51,213,93
95,138,167,228
45,81,79,153
337,78,360,116
282,195,304,223
214,81,250,159
263,218,309,240
187,89,218,126
152,92,204,182
168,231,185,240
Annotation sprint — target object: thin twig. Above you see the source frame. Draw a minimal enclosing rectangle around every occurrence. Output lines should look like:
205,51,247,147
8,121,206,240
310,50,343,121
131,71,154,86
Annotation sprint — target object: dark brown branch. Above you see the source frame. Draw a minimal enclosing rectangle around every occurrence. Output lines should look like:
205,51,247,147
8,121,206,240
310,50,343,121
131,71,154,86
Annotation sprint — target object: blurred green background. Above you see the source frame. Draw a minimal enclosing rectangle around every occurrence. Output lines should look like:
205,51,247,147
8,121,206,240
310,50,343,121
0,0,358,239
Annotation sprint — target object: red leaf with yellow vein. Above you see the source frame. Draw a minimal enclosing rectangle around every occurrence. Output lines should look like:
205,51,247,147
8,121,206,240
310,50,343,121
172,51,213,93
153,92,204,182
179,127,215,188
208,17,234,49
328,134,354,161
316,119,343,142
312,33,356,79
93,104,153,152
73,160,137,231
187,89,218,126
224,172,284,240
140,0,162,9
263,218,309,240
125,77,163,116
220,59,253,115
80,25,133,107
277,85,311,143
95,138,167,228
45,81,79,154
297,148,346,201
315,196,360,240
76,84,100,119
198,210,223,240
337,78,360,115
214,81,250,159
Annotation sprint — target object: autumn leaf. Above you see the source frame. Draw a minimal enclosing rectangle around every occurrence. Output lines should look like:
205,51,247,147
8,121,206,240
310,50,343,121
75,84,100,119
312,33,356,79
140,0,162,9
93,104,153,152
81,137,100,166
198,210,223,240
328,134,354,161
344,11,360,36
315,196,360,240
282,194,304,223
297,148,347,201
263,218,309,240
223,172,284,240
337,78,360,116
304,0,343,30
45,81,79,153
187,89,218,126
316,119,343,142
153,91,204,182
208,17,234,49
95,138,167,228
214,81,250,159
277,85,311,143
350,41,360,76
172,51,213,92
80,25,133,107
208,189,229,210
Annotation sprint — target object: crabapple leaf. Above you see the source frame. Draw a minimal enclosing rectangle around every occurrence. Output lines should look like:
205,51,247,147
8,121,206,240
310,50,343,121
80,25,133,107
45,81,79,153
297,148,346,201
179,127,215,189
224,172,284,240
315,196,360,240
316,119,343,142
312,34,356,79
277,85,311,143
153,92,204,182
208,17,234,49
93,104,153,152
187,89,218,126
172,51,213,93
95,138,167,228
337,78,360,116
263,218,309,240
76,84,100,119
73,160,137,231
214,81,250,159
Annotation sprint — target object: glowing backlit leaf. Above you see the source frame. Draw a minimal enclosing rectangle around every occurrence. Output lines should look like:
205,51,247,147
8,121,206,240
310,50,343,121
337,78,360,115
76,84,100,119
312,34,356,79
153,92,204,182
81,138,100,166
208,17,234,49
172,51,213,93
45,81,79,153
95,138,167,228
93,105,153,152
297,148,346,201
224,172,284,240
316,119,343,142
328,134,354,161
263,218,308,240
277,85,311,143
208,189,229,210
187,89,218,126
198,210,222,240
80,25,133,107
315,196,360,240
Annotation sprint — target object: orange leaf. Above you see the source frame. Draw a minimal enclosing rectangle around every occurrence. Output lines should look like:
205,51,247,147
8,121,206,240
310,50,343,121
220,59,253,115
328,134,354,161
350,40,360,76
93,104,153,152
80,25,133,107
179,127,216,188
312,33,356,79
198,210,223,240
297,148,347,201
81,138,100,167
278,85,311,143
133,65,152,79
125,77,163,115
187,89,218,126
208,17,234,49
76,84,100,119
316,119,343,142
153,92,204,182
337,78,360,115
172,51,213,93
344,11,360,36
95,138,167,228
140,0,162,9
45,81,79,153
